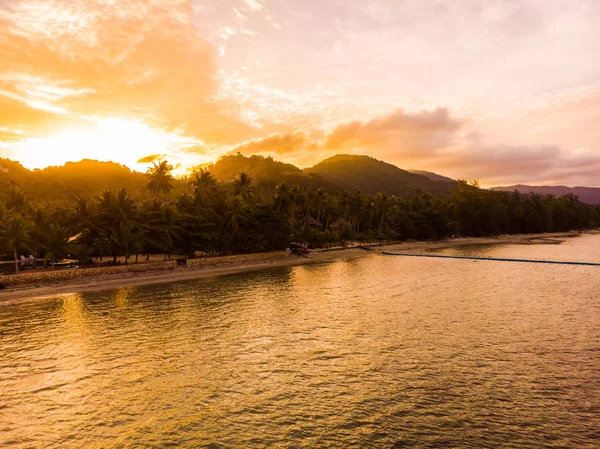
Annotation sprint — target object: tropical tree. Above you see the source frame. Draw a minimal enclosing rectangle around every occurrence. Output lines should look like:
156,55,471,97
289,185,302,230
231,172,255,203
0,215,32,273
314,188,326,224
42,223,70,269
190,170,218,200
146,161,175,197
113,222,141,264
274,182,290,212
226,196,249,252
71,198,96,232
189,170,219,215
5,185,29,212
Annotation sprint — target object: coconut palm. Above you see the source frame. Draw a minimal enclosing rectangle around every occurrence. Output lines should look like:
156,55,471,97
71,198,97,232
146,161,175,197
314,188,325,224
95,188,138,263
231,172,255,203
114,188,136,225
113,222,140,264
274,182,290,212
190,170,218,199
189,170,219,215
42,223,69,270
5,185,29,212
226,197,249,251
0,215,32,274
289,185,302,229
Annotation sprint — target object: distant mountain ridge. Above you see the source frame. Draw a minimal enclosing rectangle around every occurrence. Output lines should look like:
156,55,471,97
207,153,455,197
6,155,598,204
491,185,600,205
305,154,455,197
407,169,455,183
0,154,456,201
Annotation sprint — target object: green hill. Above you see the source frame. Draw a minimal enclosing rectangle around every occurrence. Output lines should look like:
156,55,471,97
0,154,457,204
0,159,150,203
207,153,338,192
305,155,454,197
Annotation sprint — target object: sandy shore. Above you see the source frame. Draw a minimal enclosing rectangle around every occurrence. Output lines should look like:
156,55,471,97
0,232,586,304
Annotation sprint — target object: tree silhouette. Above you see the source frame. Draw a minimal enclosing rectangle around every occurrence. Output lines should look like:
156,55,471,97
0,216,32,273
231,172,256,203
146,161,175,197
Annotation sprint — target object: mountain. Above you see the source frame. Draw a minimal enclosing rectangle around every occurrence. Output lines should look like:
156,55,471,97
408,169,455,183
305,154,454,197
0,158,149,202
491,185,600,205
208,154,337,192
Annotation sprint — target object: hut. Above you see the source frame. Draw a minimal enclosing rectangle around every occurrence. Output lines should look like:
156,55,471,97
307,216,323,229
329,217,351,230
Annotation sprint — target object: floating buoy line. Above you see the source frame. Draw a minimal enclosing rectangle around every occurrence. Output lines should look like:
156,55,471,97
381,252,600,267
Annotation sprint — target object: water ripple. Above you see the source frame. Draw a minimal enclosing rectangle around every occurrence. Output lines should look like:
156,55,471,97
1,236,599,448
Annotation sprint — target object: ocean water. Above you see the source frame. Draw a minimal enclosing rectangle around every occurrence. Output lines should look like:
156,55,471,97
1,235,599,448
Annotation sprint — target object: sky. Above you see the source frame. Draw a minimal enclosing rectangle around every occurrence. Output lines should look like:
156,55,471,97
0,0,599,186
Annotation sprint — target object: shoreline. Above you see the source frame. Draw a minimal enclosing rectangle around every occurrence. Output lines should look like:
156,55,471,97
0,232,587,304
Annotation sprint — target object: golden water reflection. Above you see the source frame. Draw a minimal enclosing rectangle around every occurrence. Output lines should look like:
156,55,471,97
0,235,599,448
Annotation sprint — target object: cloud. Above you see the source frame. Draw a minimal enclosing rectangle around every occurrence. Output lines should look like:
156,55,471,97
325,107,462,159
232,131,308,155
0,0,256,144
226,105,600,187
420,142,600,187
137,154,165,164
241,0,265,12
224,107,463,166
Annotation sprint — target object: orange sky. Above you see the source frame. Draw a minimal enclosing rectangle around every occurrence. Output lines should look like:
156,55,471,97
0,0,599,186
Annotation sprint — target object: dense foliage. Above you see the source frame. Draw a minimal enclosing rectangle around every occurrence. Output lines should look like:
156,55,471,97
1,160,599,272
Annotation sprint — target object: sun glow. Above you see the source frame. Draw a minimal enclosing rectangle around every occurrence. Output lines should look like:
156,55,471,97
5,117,202,172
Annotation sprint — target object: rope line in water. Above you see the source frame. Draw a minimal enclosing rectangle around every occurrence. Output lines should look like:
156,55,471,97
381,252,600,267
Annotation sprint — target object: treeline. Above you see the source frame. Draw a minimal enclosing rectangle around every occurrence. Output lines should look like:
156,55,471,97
1,161,599,272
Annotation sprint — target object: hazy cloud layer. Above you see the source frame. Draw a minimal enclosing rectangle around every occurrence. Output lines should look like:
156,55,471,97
233,132,308,155
229,105,600,186
0,0,255,143
326,108,461,159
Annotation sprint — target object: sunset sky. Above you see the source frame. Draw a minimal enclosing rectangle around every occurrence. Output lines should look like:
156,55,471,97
0,0,598,186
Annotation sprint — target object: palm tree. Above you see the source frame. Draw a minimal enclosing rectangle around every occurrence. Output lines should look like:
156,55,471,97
231,172,255,203
190,170,218,199
0,216,32,274
226,197,248,252
113,222,140,264
146,161,175,197
43,223,69,270
5,185,29,212
289,185,301,229
274,182,290,212
314,188,325,224
155,204,183,260
29,206,49,258
114,188,136,226
189,170,218,215
71,198,96,232
96,188,138,263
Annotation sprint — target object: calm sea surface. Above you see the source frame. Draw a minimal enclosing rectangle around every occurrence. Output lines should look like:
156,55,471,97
1,235,599,448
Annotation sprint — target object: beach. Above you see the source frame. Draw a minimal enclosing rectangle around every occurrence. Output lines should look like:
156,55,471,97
0,232,586,304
